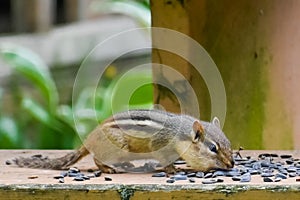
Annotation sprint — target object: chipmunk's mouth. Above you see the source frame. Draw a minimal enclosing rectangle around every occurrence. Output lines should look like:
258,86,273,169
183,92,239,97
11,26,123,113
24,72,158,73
225,156,235,168
219,156,235,170
230,159,235,167
211,158,234,171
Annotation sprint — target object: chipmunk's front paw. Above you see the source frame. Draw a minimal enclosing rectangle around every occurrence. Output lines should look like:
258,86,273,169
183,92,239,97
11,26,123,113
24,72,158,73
95,164,115,174
93,158,118,174
164,164,178,174
102,166,118,174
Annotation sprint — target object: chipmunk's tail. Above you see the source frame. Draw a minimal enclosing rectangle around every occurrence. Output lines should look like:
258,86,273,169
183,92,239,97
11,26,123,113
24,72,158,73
13,146,89,170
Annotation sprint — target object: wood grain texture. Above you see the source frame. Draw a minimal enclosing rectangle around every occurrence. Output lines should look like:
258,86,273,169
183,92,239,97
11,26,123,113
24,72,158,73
1,150,300,200
151,0,300,150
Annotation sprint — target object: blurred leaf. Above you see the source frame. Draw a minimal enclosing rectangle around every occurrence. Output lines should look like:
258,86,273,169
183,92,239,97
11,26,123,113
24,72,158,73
37,125,75,149
0,87,21,148
74,87,106,122
73,68,153,137
75,108,104,120
100,67,153,117
0,44,59,113
21,98,64,133
0,117,20,148
91,0,151,27
0,88,3,117
136,0,150,9
56,105,74,127
129,84,153,105
74,87,95,111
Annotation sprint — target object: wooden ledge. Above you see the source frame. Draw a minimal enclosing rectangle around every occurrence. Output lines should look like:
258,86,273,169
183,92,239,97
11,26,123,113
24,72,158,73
1,150,300,200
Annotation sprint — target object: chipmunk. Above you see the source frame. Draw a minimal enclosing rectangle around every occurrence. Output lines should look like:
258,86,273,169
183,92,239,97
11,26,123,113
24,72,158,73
13,109,234,173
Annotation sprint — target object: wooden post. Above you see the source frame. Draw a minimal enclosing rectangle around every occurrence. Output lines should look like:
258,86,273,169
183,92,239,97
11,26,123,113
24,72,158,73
151,0,209,117
11,0,54,32
65,0,90,22
151,0,300,149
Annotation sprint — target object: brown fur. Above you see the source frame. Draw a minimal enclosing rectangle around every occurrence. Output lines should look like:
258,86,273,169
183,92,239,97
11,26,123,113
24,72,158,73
13,110,234,173
14,146,88,170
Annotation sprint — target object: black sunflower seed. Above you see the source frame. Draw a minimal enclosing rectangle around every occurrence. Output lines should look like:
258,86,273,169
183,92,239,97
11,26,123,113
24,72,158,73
196,172,204,178
166,179,175,183
152,172,166,177
187,173,196,177
189,178,196,183
74,176,84,181
53,175,64,179
289,173,297,177
275,173,287,179
240,173,251,182
104,176,112,181
263,177,273,182
216,178,224,183
68,167,80,173
174,160,186,165
274,177,281,182
202,179,217,184
5,160,12,165
280,155,292,159
232,176,241,181
261,173,274,177
94,170,102,177
171,174,187,180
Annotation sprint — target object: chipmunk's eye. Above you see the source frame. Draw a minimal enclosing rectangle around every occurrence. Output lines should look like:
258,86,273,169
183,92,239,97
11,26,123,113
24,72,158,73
208,143,218,154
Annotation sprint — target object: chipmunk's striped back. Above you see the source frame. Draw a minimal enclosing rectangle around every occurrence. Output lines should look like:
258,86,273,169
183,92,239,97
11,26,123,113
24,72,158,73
13,109,234,173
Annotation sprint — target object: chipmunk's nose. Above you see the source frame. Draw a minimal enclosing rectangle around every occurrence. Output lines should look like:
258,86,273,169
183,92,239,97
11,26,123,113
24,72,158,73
226,156,235,168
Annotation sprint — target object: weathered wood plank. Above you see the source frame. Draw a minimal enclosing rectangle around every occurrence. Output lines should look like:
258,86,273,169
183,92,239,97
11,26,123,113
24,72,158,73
0,150,300,199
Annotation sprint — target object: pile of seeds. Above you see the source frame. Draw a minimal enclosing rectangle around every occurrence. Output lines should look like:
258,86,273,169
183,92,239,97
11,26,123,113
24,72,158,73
53,167,106,183
152,153,300,184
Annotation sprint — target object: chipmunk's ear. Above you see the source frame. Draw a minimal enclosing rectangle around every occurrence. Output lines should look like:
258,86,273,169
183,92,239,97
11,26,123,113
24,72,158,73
192,121,205,143
212,117,220,128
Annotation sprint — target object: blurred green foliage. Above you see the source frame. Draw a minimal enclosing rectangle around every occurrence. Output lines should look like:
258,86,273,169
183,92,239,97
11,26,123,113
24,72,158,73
0,45,153,149
0,0,152,149
0,88,21,148
90,0,150,27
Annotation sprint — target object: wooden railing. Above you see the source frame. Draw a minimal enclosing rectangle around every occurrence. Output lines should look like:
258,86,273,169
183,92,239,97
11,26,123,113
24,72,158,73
1,150,300,200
